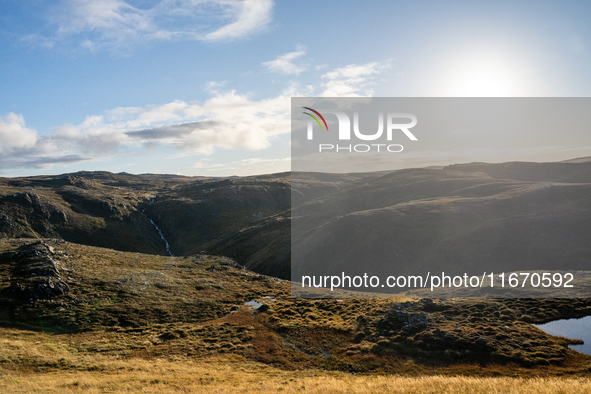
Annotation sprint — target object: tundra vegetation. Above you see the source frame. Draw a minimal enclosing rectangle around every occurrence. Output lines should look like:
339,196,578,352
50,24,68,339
1,239,591,393
1,161,591,392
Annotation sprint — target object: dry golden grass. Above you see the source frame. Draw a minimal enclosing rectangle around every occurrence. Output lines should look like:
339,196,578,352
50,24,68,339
0,328,589,394
2,356,591,394
3,240,591,393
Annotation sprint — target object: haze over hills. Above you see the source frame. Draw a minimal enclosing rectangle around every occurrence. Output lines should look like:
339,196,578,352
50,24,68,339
291,163,591,287
1,158,591,284
208,159,591,284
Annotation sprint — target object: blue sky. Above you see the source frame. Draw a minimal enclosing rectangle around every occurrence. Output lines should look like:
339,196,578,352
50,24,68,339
1,0,591,177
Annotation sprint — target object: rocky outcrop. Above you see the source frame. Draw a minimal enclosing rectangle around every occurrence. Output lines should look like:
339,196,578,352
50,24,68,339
378,300,432,334
2,241,70,301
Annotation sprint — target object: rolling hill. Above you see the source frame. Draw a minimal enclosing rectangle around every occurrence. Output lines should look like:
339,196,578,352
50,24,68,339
1,158,591,288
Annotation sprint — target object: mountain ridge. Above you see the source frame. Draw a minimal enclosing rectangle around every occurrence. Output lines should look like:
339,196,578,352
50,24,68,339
1,157,590,281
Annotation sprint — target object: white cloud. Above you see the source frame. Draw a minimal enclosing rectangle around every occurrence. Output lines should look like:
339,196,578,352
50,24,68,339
177,92,290,154
203,0,274,41
0,89,291,169
51,114,130,153
262,44,307,75
26,0,274,50
0,59,392,170
0,113,38,153
281,81,314,97
275,60,391,98
96,91,291,155
319,60,391,97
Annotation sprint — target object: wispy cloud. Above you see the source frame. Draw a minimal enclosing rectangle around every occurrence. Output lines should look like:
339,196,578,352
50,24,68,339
320,60,391,97
262,44,307,74
22,0,274,50
203,0,274,41
204,80,229,93
276,60,392,98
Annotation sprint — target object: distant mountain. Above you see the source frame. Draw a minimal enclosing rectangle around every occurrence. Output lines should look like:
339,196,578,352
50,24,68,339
445,161,591,183
2,158,591,283
560,156,591,163
0,170,362,273
291,164,591,284
209,159,591,282
0,171,287,257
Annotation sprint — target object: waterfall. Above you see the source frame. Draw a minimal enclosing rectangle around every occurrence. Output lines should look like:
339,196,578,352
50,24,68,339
142,195,174,257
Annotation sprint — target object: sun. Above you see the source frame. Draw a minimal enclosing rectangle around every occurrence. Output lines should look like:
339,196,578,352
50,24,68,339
453,66,519,96
437,50,532,97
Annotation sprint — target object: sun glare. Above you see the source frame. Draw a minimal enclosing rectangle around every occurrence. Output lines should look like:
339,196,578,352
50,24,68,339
453,67,518,96
435,50,532,97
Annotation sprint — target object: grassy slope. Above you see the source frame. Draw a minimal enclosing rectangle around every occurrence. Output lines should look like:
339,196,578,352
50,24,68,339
1,350,591,393
1,239,591,388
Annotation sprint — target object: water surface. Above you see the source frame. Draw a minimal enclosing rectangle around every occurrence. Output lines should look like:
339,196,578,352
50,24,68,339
534,315,591,355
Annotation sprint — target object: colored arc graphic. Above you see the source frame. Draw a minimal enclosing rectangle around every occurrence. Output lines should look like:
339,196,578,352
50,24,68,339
303,112,323,130
302,107,329,131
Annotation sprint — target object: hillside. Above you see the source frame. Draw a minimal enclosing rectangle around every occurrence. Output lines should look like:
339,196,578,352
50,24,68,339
0,171,200,255
291,165,591,288
202,160,591,285
1,159,591,286
0,170,384,277
2,238,591,376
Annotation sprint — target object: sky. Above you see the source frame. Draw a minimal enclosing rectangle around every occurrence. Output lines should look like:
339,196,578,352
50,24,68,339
1,0,591,177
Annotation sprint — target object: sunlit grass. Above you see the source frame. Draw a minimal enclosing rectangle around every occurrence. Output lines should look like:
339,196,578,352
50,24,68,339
3,240,591,393
1,327,590,394
2,357,591,393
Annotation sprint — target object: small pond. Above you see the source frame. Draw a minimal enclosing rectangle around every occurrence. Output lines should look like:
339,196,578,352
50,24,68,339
533,315,591,355
244,300,263,309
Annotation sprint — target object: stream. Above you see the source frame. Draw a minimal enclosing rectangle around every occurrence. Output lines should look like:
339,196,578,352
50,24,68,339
142,195,174,257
